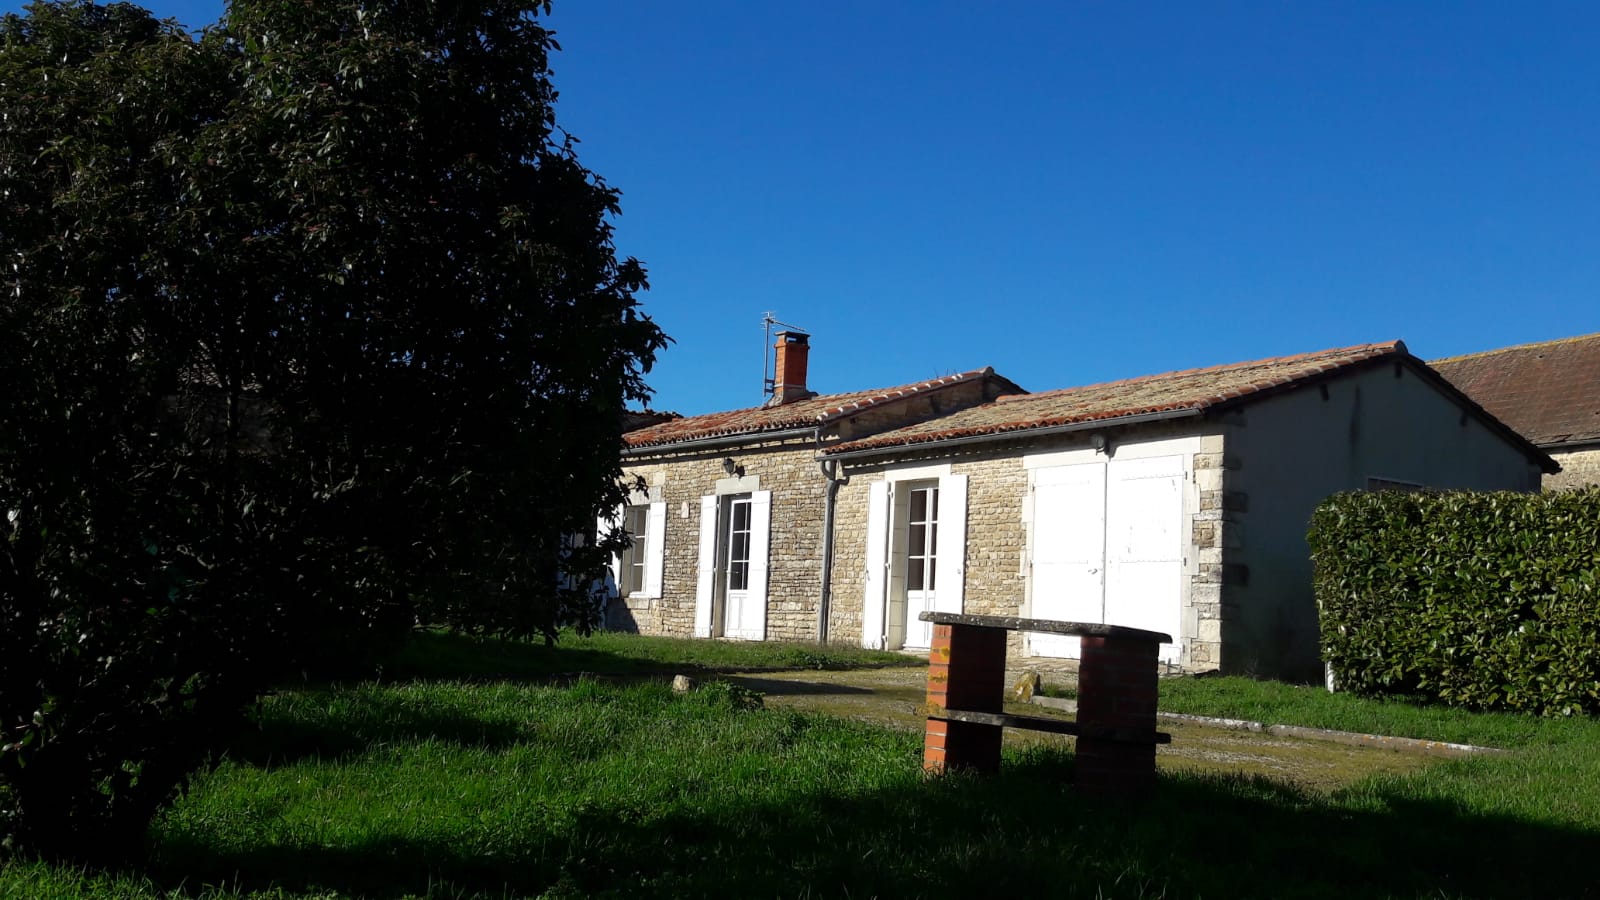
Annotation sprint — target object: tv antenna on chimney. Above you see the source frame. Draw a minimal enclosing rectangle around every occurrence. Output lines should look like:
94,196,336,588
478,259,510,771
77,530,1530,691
761,311,806,400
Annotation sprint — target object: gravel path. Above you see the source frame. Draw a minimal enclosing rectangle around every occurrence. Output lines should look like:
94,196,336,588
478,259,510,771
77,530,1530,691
724,667,1435,792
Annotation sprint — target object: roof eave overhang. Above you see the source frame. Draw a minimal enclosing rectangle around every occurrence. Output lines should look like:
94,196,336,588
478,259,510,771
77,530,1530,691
1542,437,1600,454
822,407,1205,463
623,425,817,457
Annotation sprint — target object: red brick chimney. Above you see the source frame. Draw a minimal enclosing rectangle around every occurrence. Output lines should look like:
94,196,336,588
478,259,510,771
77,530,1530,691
771,330,814,404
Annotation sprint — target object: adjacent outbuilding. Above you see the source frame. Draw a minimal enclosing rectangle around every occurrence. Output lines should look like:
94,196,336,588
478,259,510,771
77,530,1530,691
1431,332,1600,490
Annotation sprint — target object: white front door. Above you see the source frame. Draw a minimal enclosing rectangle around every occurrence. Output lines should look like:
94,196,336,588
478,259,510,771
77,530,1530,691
721,495,757,638
1027,452,1185,662
901,483,940,650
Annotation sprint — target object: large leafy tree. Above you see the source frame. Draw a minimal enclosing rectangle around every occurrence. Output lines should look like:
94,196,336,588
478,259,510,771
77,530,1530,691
0,0,663,859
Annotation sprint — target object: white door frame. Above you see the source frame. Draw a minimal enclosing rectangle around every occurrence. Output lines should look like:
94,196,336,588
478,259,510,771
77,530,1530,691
861,463,967,651
901,480,939,651
714,490,770,641
720,494,755,638
694,483,769,641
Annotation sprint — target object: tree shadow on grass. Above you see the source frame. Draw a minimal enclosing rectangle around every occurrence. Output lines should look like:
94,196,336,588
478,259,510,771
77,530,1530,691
235,673,850,773
228,690,537,770
239,631,687,769
153,751,1600,899
718,676,878,697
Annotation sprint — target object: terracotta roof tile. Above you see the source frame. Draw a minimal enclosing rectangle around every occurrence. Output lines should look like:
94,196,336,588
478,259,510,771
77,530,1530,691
825,341,1408,455
622,409,682,432
623,368,999,449
1430,333,1600,447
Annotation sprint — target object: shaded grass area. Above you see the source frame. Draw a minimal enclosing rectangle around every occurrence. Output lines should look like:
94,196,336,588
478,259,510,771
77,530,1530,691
1158,675,1600,750
2,677,1597,899
378,629,919,682
6,636,1600,898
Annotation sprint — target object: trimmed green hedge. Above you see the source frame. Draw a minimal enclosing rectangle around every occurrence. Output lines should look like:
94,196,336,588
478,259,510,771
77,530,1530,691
1310,488,1600,715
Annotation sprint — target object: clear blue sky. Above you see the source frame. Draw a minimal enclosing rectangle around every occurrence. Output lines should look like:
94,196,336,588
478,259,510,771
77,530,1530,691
10,2,1600,414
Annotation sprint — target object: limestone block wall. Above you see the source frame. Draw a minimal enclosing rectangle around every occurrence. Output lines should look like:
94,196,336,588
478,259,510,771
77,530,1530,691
960,453,1040,665
826,471,871,646
617,439,828,642
829,424,1224,674
1547,446,1600,490
951,455,1029,621
1185,435,1237,672
762,448,829,643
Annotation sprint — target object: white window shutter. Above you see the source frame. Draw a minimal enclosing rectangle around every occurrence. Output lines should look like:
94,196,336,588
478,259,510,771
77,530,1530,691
746,490,772,641
693,495,717,637
598,505,623,588
862,480,889,649
938,474,968,615
643,501,667,599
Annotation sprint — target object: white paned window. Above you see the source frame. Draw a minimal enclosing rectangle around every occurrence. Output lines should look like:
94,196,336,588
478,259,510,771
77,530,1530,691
619,505,650,596
724,495,752,593
905,484,939,592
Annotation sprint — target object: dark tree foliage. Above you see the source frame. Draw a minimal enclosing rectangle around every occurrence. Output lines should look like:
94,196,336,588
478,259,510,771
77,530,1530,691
0,0,664,859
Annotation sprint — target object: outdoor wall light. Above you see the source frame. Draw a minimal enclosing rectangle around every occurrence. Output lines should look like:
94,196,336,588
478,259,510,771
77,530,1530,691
1089,433,1109,454
722,457,737,474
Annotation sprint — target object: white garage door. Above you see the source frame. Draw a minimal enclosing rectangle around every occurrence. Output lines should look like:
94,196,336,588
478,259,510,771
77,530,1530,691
1028,452,1185,663
1028,462,1106,659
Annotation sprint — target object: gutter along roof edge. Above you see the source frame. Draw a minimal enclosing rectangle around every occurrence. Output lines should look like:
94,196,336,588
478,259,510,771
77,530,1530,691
622,426,818,457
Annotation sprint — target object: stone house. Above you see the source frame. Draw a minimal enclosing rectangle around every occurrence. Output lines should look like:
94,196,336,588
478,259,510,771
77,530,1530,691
817,341,1553,681
606,331,1023,641
1431,332,1600,490
611,338,1552,681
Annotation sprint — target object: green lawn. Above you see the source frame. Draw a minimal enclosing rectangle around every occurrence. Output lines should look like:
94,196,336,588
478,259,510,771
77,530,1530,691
3,633,1598,899
1158,675,1600,750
